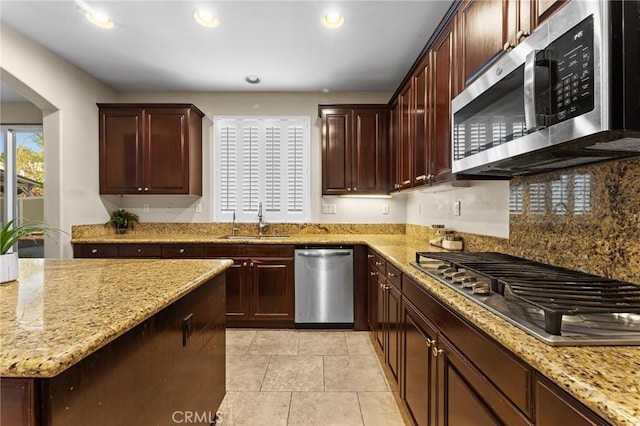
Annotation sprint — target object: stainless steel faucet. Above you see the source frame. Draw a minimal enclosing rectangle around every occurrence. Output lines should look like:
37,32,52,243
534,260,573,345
258,202,268,236
231,211,239,236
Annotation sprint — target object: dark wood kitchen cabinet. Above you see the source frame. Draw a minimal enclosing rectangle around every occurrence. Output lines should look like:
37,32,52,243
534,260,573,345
98,103,204,195
394,85,413,191
320,105,390,195
369,252,402,385
457,0,534,88
205,245,295,327
429,18,457,184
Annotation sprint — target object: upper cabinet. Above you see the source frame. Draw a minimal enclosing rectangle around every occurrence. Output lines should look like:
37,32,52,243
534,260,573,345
98,104,204,195
320,105,390,195
458,0,534,88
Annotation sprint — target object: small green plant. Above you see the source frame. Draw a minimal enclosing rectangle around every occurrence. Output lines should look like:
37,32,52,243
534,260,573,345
108,209,140,232
0,219,56,255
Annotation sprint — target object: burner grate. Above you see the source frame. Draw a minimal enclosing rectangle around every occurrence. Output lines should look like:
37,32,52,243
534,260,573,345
415,252,640,335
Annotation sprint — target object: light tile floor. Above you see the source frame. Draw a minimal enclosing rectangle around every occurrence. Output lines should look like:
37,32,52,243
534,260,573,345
218,329,408,426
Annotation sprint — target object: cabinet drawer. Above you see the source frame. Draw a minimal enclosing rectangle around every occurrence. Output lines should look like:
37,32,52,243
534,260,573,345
161,244,204,258
74,244,119,258
403,276,533,417
385,263,402,290
119,244,162,258
368,250,386,275
205,244,294,258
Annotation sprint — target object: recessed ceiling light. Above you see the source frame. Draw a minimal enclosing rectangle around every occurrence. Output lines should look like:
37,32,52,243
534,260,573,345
85,10,114,29
194,9,219,28
322,11,344,29
245,75,261,84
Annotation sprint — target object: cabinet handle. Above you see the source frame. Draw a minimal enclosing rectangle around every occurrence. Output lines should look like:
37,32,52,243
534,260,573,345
425,338,433,347
91,249,98,254
387,272,397,278
503,42,515,51
243,262,248,267
370,271,378,277
402,180,411,185
416,175,427,181
428,174,434,180
432,346,443,357
138,187,143,192
516,30,529,40
375,261,383,266
179,248,185,254
384,284,391,290
367,254,374,259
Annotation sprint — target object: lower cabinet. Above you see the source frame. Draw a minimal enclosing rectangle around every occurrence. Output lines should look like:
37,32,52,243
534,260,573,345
535,374,607,426
206,245,295,327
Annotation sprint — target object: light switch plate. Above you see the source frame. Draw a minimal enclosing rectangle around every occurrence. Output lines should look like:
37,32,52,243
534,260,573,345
453,200,461,216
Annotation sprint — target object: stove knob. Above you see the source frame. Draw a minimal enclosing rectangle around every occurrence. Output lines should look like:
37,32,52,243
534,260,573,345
461,276,478,288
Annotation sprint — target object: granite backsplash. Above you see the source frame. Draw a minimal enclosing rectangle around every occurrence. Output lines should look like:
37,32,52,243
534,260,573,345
419,158,639,285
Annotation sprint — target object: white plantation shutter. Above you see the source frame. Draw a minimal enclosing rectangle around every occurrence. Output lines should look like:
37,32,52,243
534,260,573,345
215,116,310,222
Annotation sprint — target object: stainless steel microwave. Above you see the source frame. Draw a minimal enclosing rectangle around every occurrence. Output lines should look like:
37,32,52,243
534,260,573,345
451,0,640,177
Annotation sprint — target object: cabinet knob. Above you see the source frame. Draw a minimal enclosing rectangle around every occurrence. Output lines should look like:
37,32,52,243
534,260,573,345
179,248,185,254
516,30,529,40
243,262,248,267
353,187,357,191
385,284,391,290
144,187,149,192
250,262,254,267
375,261,383,266
425,338,433,347
503,42,515,51
370,271,378,277
347,187,352,191
432,346,443,357
367,254,374,259
138,187,143,192
387,272,397,278
91,249,98,254
137,248,142,253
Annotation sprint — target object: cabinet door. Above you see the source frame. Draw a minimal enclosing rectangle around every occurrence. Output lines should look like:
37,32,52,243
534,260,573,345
536,0,567,24
368,260,379,332
353,109,387,194
535,374,606,426
375,272,386,352
458,0,507,86
224,260,250,321
322,109,352,195
436,336,531,426
398,85,413,190
430,19,456,184
144,108,192,194
386,283,402,385
99,107,144,194
413,61,430,187
402,299,438,426
250,257,294,322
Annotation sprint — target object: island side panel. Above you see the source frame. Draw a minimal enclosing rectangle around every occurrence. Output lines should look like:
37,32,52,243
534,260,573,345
41,273,225,425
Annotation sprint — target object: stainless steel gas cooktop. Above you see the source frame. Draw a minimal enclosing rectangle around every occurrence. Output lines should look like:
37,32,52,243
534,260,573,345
411,252,640,346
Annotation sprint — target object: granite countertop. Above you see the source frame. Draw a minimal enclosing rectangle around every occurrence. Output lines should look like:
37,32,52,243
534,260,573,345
71,232,640,426
0,258,233,378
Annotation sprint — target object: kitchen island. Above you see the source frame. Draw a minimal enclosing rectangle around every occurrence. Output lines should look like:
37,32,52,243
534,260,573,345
71,229,640,426
0,258,232,425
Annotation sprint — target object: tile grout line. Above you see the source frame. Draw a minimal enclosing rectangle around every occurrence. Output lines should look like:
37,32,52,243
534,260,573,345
356,391,367,426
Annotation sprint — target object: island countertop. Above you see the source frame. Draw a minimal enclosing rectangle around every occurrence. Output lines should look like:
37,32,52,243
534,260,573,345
71,232,640,426
0,258,233,378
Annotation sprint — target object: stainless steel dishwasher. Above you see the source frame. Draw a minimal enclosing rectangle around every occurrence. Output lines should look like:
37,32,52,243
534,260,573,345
294,247,354,327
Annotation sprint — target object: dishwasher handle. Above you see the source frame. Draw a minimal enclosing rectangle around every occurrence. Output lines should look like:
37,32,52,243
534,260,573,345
296,250,352,258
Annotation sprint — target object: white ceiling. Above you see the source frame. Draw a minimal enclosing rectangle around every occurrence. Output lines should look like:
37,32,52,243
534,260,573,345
0,0,454,99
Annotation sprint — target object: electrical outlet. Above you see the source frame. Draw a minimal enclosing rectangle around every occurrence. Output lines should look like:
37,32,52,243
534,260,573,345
195,203,202,213
143,203,149,213
182,313,194,347
322,204,337,214
382,203,389,215
453,201,461,216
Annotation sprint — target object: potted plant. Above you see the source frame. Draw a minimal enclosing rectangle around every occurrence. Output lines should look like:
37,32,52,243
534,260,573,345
0,220,57,284
108,209,140,234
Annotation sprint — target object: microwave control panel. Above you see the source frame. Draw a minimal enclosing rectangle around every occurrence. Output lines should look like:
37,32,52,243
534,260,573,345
545,15,595,125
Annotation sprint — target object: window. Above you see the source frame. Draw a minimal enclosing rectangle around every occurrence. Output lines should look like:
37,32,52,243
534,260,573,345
214,117,310,222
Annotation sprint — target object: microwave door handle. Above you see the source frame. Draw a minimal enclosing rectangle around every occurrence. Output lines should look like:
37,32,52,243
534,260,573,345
524,50,538,132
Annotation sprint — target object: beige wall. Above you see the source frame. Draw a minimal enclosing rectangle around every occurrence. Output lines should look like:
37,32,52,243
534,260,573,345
0,101,42,124
1,23,118,258
113,91,408,224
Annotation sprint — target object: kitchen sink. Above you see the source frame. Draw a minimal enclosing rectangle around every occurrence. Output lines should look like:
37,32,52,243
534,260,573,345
217,235,290,240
